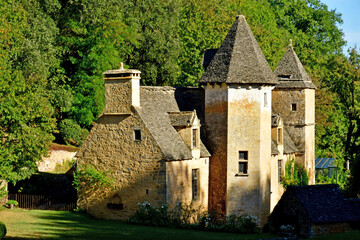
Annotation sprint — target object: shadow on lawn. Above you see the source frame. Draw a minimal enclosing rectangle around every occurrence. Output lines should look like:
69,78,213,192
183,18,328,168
12,211,269,240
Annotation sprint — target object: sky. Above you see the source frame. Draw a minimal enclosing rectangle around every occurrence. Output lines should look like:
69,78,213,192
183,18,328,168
322,0,360,52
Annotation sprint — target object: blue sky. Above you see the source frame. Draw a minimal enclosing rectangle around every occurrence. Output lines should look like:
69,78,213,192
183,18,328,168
322,0,360,52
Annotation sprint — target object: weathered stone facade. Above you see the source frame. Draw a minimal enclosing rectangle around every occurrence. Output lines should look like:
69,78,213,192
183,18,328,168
77,68,210,220
77,112,166,219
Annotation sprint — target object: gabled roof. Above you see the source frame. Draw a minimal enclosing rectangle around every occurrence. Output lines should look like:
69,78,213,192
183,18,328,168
274,43,316,89
284,185,358,224
137,87,210,160
199,15,278,85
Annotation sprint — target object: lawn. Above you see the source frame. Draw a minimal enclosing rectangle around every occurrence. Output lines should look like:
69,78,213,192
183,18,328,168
1,208,359,240
0,208,277,240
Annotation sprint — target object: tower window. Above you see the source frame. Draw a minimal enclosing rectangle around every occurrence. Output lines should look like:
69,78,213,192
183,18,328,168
192,169,200,200
134,129,141,141
238,151,248,175
291,103,297,111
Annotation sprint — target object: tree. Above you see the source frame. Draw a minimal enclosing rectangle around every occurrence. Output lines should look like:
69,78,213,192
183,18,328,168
57,0,136,128
122,0,182,86
321,48,360,196
0,0,55,183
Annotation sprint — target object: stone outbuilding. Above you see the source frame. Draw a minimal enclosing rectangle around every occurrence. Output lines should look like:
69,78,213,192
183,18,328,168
268,184,360,237
76,67,210,219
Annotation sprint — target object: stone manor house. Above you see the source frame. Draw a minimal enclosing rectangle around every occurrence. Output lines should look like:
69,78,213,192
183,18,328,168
76,15,315,226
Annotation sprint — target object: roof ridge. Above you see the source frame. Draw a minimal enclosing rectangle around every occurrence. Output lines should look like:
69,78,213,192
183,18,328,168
199,15,278,85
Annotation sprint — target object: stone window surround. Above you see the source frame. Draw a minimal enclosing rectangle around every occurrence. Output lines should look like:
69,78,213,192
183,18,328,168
236,151,249,177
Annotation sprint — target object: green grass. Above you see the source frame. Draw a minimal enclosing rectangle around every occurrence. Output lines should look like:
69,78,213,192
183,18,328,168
1,208,359,240
308,230,360,240
0,208,276,240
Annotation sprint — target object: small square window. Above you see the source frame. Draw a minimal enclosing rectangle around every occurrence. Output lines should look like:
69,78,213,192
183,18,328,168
292,103,297,111
239,151,248,160
239,162,248,174
134,129,141,141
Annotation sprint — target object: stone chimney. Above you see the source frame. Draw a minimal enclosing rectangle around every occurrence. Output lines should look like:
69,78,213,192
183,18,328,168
103,64,141,114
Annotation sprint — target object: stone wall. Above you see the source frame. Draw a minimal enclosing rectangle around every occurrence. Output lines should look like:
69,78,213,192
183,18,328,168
104,79,132,114
76,110,166,220
204,83,228,215
312,222,352,236
226,85,272,226
38,150,77,172
272,89,315,184
166,157,209,211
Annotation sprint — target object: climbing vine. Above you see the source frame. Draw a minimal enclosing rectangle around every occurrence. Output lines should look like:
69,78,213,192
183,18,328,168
281,158,309,188
73,164,114,191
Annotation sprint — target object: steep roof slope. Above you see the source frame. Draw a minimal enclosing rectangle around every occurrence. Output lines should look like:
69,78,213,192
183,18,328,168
137,87,210,160
274,43,316,89
199,15,278,85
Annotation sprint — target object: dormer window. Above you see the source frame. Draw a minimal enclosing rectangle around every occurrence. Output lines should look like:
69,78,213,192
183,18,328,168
277,128,283,144
192,128,198,148
264,92,268,107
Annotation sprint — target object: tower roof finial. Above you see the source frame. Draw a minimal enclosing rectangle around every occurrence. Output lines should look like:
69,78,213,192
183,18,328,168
239,0,242,15
120,62,124,70
289,39,293,47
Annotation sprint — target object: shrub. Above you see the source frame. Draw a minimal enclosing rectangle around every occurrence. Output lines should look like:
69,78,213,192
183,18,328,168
281,158,309,188
0,221,6,239
128,202,260,233
6,200,18,206
73,164,113,191
59,119,89,146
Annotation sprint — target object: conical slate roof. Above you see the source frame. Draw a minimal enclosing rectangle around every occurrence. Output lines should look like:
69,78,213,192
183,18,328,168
199,15,278,85
274,43,316,89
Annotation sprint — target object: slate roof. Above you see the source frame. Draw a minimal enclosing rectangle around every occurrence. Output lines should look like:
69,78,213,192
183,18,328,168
137,87,210,160
199,15,278,85
274,44,316,89
271,114,298,155
168,112,195,127
283,128,298,154
271,140,279,155
285,184,359,224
